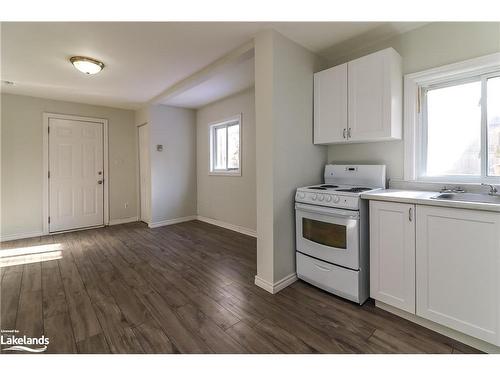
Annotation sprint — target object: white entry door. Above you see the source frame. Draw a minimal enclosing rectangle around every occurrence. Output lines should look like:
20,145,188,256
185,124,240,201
49,118,104,232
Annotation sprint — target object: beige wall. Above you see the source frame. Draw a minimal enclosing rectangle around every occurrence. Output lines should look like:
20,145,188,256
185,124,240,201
196,88,256,231
1,93,137,239
255,30,328,285
272,32,328,282
255,30,276,283
148,105,197,224
325,22,500,181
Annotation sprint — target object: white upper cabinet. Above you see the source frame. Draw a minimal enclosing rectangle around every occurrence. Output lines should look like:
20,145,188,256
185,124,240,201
313,48,402,145
348,48,402,142
313,63,348,144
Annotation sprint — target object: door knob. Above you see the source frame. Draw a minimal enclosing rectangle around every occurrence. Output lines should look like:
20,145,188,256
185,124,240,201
97,180,103,185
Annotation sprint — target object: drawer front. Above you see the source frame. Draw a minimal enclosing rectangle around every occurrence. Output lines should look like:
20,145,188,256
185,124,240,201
296,252,361,303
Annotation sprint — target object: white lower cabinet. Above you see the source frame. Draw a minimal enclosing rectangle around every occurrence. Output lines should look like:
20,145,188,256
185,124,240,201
416,205,500,346
369,201,415,313
370,200,500,347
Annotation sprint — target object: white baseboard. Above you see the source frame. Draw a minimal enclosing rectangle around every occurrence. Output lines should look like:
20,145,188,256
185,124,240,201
274,273,298,293
148,215,197,229
0,231,45,242
1,215,255,241
1,216,138,242
375,300,500,354
196,216,256,237
109,216,138,226
254,272,298,294
254,276,275,293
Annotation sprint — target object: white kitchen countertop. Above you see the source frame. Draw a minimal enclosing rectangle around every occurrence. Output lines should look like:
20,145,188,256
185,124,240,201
361,189,500,213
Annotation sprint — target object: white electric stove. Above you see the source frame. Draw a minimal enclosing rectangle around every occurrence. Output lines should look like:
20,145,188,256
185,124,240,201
295,164,386,304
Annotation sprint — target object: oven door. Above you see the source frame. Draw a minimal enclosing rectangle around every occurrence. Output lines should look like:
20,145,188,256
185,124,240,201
295,202,359,270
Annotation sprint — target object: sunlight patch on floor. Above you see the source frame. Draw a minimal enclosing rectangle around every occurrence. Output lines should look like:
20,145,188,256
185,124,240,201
0,243,62,257
0,243,63,268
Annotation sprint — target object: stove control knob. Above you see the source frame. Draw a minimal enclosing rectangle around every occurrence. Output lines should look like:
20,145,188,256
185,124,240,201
318,194,324,201
325,195,332,202
311,194,317,201
332,195,340,203
297,192,305,199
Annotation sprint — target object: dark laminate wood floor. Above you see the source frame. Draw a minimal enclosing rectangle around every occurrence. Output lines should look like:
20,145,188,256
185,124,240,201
0,221,481,354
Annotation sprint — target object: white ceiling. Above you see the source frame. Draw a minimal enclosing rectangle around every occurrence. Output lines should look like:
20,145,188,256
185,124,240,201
1,22,424,109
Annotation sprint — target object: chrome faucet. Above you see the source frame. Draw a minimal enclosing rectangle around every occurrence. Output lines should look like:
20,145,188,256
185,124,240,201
440,186,465,193
481,183,498,195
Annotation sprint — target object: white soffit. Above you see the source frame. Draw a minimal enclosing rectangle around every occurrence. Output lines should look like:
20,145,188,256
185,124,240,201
161,57,255,109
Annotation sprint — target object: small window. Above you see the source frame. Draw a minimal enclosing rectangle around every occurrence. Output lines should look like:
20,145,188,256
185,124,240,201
419,73,500,180
209,115,241,176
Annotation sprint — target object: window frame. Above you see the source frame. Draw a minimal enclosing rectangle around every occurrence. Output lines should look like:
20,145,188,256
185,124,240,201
208,114,242,176
404,52,500,183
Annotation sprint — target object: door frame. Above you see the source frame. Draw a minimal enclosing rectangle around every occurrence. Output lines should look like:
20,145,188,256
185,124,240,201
136,122,150,224
42,112,109,234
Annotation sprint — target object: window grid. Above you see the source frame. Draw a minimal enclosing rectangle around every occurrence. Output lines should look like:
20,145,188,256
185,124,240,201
209,116,241,175
418,71,500,181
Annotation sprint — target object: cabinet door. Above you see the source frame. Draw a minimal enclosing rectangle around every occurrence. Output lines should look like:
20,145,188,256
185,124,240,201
416,206,500,346
348,48,401,142
370,200,415,313
313,63,347,144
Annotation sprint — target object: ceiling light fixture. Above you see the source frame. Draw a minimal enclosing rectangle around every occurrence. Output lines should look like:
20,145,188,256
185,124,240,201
70,56,105,75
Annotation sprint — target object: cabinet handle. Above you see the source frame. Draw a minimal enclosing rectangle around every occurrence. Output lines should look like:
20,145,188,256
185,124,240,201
409,207,413,222
347,128,351,138
343,128,346,139
314,263,331,272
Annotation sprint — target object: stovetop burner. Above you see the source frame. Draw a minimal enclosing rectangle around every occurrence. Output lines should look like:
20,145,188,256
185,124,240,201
307,186,327,190
335,187,372,193
319,185,338,188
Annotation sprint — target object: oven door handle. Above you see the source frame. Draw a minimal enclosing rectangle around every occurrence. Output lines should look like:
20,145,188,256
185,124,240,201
295,203,359,219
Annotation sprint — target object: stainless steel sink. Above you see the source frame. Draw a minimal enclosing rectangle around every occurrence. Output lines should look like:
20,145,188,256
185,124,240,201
430,192,500,204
